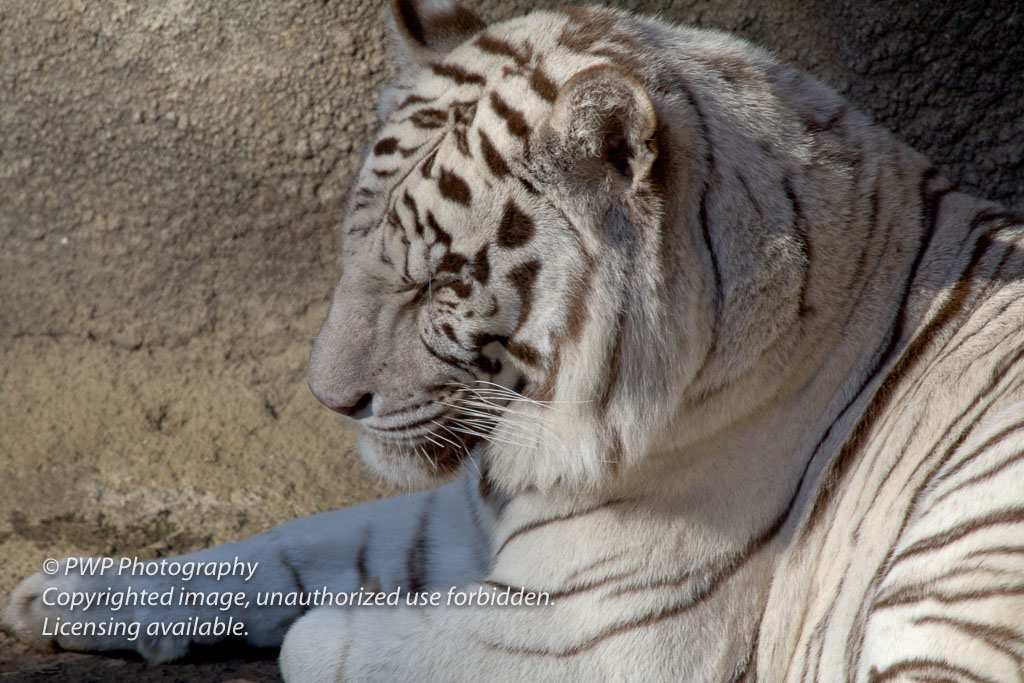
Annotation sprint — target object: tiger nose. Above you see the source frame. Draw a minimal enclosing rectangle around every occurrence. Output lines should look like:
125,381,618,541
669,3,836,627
309,381,374,420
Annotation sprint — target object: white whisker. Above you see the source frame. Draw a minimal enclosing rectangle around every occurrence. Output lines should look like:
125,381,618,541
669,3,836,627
444,424,528,449
470,379,592,406
464,456,483,480
438,402,503,422
461,400,548,425
415,443,438,472
429,421,464,451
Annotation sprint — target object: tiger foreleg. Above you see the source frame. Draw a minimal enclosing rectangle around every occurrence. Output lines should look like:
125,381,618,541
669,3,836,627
279,583,614,681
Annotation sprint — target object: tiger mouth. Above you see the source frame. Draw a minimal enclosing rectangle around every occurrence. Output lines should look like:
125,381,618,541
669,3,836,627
367,412,487,473
359,383,517,473
417,430,481,471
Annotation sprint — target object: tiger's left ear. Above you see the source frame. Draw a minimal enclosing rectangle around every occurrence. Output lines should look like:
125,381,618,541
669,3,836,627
388,0,486,66
545,64,659,189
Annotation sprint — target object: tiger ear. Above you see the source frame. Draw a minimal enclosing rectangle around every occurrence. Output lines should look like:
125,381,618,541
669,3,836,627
546,65,659,188
388,0,486,66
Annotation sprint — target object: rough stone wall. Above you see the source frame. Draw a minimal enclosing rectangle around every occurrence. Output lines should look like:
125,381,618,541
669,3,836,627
1,0,1020,677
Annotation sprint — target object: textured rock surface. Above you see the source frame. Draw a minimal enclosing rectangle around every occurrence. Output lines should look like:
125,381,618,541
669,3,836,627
1,0,1020,678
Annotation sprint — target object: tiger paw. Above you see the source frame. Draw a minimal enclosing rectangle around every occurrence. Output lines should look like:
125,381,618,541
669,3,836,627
280,607,353,682
3,559,191,663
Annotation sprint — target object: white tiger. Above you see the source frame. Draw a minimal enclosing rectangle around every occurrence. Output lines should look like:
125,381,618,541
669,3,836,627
6,1,1024,680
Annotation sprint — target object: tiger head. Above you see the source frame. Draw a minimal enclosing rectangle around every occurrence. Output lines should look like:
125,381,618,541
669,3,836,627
309,1,827,492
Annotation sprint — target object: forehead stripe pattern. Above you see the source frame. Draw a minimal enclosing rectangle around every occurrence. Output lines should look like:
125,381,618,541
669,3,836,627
488,91,530,141
421,149,437,178
431,62,486,86
408,108,448,129
497,200,534,248
395,93,434,111
478,130,511,179
528,61,559,103
438,168,472,206
471,245,490,285
437,251,469,274
374,137,400,155
474,33,530,68
426,211,452,245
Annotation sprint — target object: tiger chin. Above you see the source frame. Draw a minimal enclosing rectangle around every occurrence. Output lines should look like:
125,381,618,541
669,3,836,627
7,1,1024,681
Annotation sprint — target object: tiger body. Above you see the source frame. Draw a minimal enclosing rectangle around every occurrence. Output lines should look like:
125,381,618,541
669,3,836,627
6,2,1024,681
